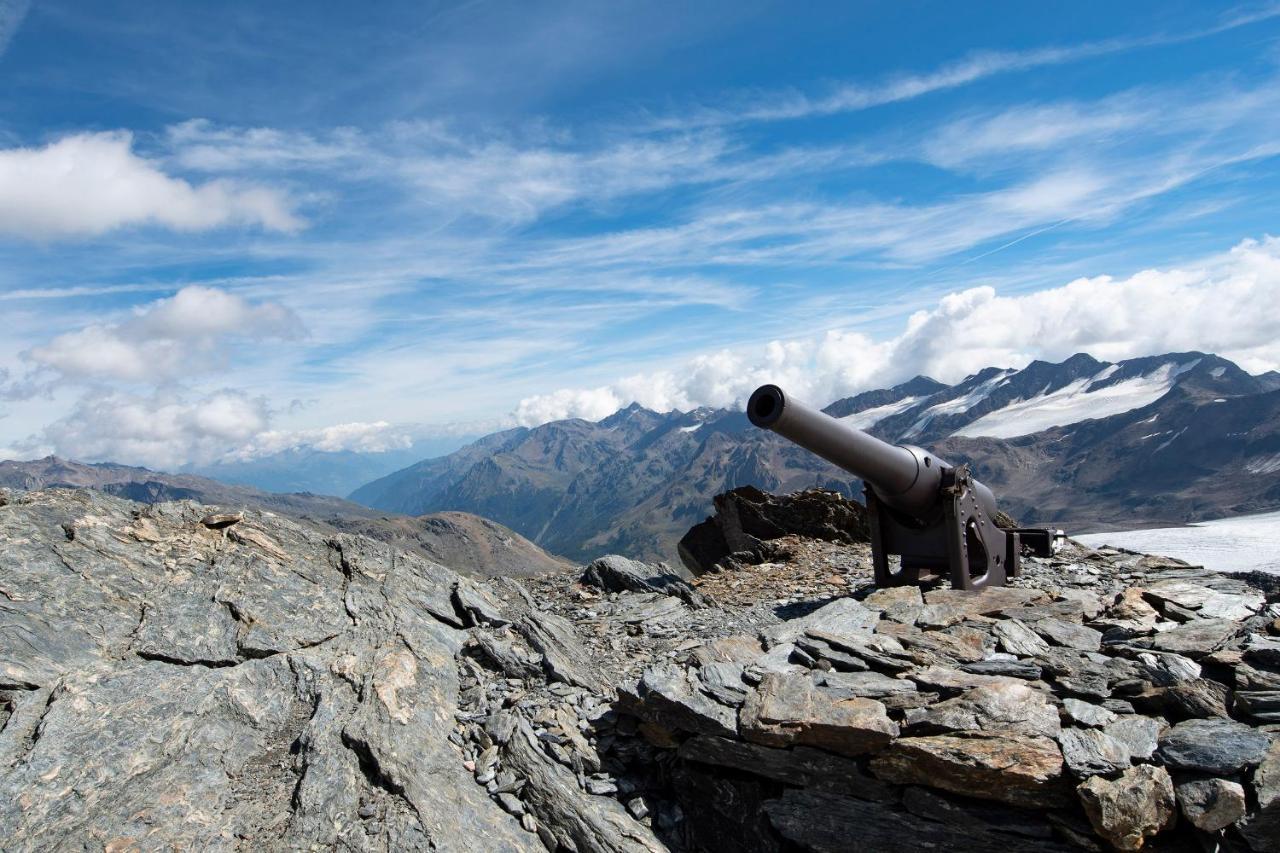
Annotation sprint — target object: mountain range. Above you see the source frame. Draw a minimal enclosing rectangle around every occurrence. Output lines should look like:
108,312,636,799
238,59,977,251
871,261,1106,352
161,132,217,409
350,351,1280,562
0,456,566,577
187,434,479,497
5,350,1277,567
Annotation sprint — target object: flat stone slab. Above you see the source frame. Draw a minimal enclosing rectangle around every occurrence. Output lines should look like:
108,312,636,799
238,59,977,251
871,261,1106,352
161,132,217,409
1103,716,1164,761
1142,580,1265,621
763,788,1072,853
1058,728,1132,777
1061,698,1116,728
761,598,880,647
905,682,1060,739
1149,619,1241,658
617,665,738,738
740,672,898,756
870,732,1068,808
993,619,1051,657
1033,618,1102,652
678,736,894,802
1157,718,1273,775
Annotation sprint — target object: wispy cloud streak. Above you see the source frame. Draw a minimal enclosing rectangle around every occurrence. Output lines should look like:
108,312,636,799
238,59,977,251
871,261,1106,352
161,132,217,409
643,5,1280,130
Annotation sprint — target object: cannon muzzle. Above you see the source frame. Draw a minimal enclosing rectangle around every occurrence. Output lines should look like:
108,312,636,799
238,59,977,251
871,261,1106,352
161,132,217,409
747,384,941,517
746,383,1055,590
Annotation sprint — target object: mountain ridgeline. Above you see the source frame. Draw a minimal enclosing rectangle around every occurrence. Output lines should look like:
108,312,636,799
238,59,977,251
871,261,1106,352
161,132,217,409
350,351,1280,563
0,456,568,578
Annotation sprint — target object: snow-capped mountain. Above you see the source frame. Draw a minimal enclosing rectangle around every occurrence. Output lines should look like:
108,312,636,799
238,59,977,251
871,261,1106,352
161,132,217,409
827,352,1265,443
350,351,1280,562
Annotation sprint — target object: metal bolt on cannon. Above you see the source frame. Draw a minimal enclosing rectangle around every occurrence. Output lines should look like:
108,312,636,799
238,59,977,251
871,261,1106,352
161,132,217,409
746,384,1060,591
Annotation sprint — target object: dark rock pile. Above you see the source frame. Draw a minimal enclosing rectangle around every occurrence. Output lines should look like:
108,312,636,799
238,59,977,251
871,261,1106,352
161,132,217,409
678,487,869,575
3,485,1279,852
607,545,1280,851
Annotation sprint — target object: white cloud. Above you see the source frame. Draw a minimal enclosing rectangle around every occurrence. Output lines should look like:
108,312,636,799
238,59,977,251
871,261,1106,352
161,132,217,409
36,389,272,470
515,236,1280,423
222,421,414,460
25,285,303,384
0,131,302,239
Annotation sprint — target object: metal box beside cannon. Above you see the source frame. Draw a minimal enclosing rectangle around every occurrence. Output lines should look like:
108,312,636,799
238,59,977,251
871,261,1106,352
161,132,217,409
746,384,1060,590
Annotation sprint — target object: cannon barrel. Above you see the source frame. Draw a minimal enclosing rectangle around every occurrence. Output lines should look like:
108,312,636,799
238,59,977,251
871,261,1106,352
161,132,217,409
745,383,1058,590
746,384,944,517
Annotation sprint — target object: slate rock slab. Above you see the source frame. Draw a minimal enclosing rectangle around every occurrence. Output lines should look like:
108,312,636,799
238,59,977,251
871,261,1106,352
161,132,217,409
1058,728,1132,777
1033,619,1102,653
761,598,880,647
617,665,738,738
904,682,1060,739
1163,677,1230,720
870,732,1069,808
678,735,895,802
1143,580,1265,621
1236,690,1280,723
741,672,898,756
762,787,1068,853
1061,698,1116,729
863,586,924,625
1102,716,1163,762
994,619,1051,657
1149,618,1241,658
1157,717,1273,775
581,554,704,607
961,659,1044,680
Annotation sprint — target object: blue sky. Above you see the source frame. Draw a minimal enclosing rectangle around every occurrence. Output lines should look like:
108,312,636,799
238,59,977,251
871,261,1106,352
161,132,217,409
3,1,1280,467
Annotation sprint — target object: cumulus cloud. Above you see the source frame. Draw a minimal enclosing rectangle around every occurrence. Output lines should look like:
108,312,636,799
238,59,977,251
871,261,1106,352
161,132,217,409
37,389,272,470
25,286,303,384
0,131,302,239
515,236,1280,424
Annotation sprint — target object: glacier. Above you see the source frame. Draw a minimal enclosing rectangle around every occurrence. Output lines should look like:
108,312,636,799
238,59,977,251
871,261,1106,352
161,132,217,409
1076,510,1280,575
952,361,1198,439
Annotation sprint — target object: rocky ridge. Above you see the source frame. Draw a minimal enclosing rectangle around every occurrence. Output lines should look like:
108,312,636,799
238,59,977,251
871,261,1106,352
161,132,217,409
0,456,570,577
2,486,1279,851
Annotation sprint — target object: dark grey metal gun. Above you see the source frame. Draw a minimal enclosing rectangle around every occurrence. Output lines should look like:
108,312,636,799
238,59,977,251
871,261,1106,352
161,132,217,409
746,384,1057,590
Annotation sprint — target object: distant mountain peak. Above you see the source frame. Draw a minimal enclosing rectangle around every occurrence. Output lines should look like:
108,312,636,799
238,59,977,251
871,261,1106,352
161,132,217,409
346,349,1280,562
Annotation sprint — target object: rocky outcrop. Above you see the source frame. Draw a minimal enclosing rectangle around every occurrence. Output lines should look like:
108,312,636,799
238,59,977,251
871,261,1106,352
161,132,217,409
3,484,1279,852
0,457,574,578
0,488,635,850
603,536,1279,850
678,486,869,574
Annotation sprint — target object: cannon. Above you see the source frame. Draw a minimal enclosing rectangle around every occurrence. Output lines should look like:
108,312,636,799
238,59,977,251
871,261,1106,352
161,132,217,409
746,384,1058,590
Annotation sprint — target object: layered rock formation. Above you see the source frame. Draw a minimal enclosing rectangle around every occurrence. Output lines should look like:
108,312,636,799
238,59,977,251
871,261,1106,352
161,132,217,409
3,485,1278,851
